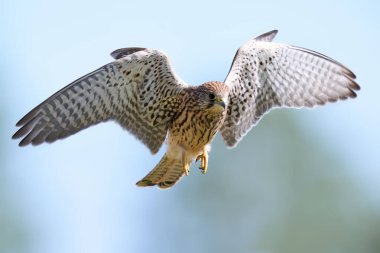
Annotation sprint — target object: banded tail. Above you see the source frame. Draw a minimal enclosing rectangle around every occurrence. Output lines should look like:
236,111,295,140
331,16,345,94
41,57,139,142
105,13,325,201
136,154,185,189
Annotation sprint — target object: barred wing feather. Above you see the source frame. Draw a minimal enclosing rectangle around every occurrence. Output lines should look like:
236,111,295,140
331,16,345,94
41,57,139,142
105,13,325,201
221,30,360,147
13,48,188,154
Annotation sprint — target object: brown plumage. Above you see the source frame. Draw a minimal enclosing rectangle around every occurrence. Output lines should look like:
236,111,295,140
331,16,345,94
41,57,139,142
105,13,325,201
136,81,229,188
13,30,359,188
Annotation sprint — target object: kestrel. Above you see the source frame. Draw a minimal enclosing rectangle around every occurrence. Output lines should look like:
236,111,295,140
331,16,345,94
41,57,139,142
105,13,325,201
12,30,360,189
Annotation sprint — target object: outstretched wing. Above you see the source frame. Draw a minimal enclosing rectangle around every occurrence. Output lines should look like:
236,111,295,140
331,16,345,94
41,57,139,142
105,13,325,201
221,30,360,147
13,48,188,153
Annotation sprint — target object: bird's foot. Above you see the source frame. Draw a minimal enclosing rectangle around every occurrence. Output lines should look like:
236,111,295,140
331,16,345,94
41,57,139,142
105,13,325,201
196,152,208,174
182,153,190,176
183,163,190,176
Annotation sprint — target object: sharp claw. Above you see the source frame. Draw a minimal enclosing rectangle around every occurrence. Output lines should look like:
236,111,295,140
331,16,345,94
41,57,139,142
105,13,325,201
182,153,190,176
183,163,190,176
195,154,207,174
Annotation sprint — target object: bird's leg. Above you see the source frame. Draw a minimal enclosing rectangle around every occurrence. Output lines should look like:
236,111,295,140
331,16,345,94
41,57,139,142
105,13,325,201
182,152,190,176
196,147,208,174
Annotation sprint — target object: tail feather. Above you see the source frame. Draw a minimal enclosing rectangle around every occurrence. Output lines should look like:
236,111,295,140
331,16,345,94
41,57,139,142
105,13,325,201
136,154,185,189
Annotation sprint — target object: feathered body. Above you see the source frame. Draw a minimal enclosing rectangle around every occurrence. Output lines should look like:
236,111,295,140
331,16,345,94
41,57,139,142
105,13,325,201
137,82,229,188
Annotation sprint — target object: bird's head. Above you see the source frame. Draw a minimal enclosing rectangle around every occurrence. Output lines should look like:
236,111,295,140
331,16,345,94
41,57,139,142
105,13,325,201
193,81,229,112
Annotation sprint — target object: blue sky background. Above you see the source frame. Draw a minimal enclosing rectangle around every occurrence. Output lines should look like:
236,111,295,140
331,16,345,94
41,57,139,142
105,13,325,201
1,0,379,253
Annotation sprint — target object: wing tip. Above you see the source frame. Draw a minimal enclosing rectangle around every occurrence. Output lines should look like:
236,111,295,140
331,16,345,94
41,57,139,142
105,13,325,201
136,179,155,187
254,30,279,42
347,88,358,98
348,79,361,91
18,137,30,147
344,69,357,79
12,129,30,147
110,47,147,60
16,112,36,127
12,131,23,140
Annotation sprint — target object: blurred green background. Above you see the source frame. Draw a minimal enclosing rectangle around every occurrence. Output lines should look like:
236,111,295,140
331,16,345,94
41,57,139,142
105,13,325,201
1,0,379,253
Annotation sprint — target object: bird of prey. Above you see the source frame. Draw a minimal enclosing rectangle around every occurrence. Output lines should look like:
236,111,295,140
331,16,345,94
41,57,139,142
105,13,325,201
12,30,360,189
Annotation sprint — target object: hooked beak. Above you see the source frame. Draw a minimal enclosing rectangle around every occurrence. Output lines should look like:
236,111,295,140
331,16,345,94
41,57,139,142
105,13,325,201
215,97,226,109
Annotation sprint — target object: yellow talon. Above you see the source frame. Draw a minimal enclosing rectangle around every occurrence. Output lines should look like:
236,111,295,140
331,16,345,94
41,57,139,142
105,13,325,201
182,152,190,176
183,163,190,176
196,149,208,174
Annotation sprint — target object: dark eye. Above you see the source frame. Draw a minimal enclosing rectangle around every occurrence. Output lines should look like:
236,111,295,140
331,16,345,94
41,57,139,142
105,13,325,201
208,93,216,100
